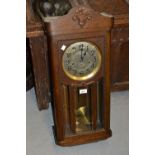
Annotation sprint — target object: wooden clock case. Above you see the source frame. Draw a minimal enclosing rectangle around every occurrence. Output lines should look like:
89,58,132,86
43,3,113,146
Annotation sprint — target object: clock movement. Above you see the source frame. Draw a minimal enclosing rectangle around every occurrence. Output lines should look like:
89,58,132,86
39,1,114,146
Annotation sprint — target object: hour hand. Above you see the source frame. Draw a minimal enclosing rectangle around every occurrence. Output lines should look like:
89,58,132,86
83,51,87,56
80,50,83,61
79,44,84,61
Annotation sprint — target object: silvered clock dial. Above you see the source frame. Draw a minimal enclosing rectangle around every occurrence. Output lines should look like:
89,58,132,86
62,41,102,81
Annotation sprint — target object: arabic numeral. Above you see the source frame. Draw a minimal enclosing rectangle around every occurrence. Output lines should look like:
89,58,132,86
79,72,84,75
86,69,90,73
94,56,96,62
72,47,76,50
66,53,72,58
79,44,84,50
73,69,77,75
91,50,95,55
66,59,71,65
91,63,95,68
67,66,72,71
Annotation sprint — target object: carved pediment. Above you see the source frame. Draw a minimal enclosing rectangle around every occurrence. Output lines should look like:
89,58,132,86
45,6,113,35
72,7,92,28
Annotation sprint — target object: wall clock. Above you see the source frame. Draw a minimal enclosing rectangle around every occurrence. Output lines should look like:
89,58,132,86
44,5,113,146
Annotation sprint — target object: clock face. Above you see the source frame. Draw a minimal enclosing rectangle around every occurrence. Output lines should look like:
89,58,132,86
62,41,102,81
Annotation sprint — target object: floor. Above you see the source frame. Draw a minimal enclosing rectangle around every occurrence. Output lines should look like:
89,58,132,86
27,88,129,155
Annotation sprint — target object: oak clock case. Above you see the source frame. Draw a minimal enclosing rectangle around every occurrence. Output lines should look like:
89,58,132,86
44,6,113,146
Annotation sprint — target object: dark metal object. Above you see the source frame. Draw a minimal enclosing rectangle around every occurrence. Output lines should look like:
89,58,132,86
36,0,55,17
54,0,72,16
36,0,72,17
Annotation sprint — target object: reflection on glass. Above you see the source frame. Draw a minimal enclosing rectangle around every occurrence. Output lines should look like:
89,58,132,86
76,106,91,132
75,88,91,132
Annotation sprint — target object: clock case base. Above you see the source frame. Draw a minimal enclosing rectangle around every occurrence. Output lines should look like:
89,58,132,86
52,126,112,146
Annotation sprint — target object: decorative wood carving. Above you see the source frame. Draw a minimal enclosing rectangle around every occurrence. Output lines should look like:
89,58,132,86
72,7,92,28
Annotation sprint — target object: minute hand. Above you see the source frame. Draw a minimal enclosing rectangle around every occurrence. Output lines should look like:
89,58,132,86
80,49,83,61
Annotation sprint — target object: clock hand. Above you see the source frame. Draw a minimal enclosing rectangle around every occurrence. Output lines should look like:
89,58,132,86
81,46,88,61
80,44,84,62
84,48,87,56
81,49,83,61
